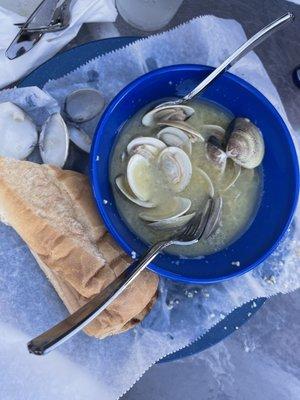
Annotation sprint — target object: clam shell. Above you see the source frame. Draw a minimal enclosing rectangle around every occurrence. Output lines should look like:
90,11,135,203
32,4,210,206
0,102,37,160
127,137,166,159
158,147,192,192
226,118,264,169
196,167,215,197
157,120,205,142
220,162,241,192
205,135,227,172
157,127,192,155
64,88,105,123
139,197,191,222
203,196,223,239
68,125,91,153
149,212,195,230
39,113,69,167
115,175,155,208
142,104,194,127
127,154,154,201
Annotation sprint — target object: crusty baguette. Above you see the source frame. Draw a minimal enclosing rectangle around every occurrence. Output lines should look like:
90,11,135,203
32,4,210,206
0,157,159,338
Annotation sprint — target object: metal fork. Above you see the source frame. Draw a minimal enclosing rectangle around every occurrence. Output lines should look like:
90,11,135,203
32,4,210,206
27,197,220,355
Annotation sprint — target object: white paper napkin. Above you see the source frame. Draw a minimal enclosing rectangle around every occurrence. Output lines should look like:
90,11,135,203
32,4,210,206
1,15,300,400
0,0,117,89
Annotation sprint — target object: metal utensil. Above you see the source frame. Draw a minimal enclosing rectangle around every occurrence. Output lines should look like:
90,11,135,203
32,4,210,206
152,13,294,112
14,0,72,33
6,0,72,60
28,197,221,355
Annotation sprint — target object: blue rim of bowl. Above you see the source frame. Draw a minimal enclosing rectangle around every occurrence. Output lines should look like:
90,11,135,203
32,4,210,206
90,64,299,283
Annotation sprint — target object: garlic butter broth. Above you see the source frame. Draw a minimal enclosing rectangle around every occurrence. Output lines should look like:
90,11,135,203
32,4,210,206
110,99,262,257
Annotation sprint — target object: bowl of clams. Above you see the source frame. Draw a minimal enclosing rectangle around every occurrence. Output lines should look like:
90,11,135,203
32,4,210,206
90,64,299,283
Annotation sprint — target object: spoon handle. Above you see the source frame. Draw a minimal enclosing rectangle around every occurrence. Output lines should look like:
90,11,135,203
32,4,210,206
27,240,168,355
182,12,294,102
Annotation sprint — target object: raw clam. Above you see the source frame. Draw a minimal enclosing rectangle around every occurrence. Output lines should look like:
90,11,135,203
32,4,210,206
64,88,105,123
39,113,69,167
127,154,154,201
142,104,194,127
115,175,155,208
226,118,264,169
127,136,166,159
157,120,204,142
139,197,191,222
68,125,91,153
149,212,195,230
0,102,37,159
157,127,192,155
158,147,192,192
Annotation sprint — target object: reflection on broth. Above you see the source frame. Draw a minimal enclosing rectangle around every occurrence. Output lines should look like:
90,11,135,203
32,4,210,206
110,99,263,257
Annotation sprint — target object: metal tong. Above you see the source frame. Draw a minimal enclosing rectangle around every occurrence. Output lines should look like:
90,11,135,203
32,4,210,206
6,0,72,60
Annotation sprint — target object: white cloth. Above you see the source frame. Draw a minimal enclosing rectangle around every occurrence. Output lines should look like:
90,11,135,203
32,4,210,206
0,0,117,88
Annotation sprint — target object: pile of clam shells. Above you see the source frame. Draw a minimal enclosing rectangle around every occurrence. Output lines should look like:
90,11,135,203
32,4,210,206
116,103,265,231
0,88,105,167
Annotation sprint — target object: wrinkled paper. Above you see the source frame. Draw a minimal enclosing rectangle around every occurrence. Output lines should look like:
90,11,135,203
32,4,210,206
1,16,299,400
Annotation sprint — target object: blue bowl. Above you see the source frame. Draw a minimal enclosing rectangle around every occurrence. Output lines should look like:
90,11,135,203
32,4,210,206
90,64,299,283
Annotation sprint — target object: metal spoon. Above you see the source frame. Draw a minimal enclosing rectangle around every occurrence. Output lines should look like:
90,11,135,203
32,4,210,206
152,13,294,112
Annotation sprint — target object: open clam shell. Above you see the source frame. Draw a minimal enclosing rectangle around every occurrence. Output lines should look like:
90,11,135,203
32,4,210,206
203,196,223,239
157,120,205,142
142,104,194,127
158,147,192,192
39,113,69,167
157,127,192,155
64,88,105,123
115,175,155,208
127,137,166,159
149,212,195,230
68,125,91,153
206,135,227,172
127,154,155,201
139,197,191,222
196,167,215,197
0,102,38,160
226,118,264,169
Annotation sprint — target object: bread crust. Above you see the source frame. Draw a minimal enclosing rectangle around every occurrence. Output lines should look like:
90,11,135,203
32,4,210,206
0,157,159,338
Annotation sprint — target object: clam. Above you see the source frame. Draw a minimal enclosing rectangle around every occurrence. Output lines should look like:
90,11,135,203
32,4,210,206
157,120,204,142
220,162,241,192
142,104,194,127
149,212,195,230
203,196,223,239
157,127,192,155
68,125,91,153
127,137,166,159
139,197,191,222
206,135,227,172
196,167,215,197
39,113,69,167
158,147,192,192
64,88,105,123
226,118,264,169
0,102,38,160
115,175,155,208
127,154,155,201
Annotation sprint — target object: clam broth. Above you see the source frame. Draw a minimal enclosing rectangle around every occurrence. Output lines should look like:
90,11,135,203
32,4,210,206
110,100,262,257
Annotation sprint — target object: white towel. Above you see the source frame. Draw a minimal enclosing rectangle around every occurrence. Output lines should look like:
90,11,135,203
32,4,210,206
0,0,117,88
